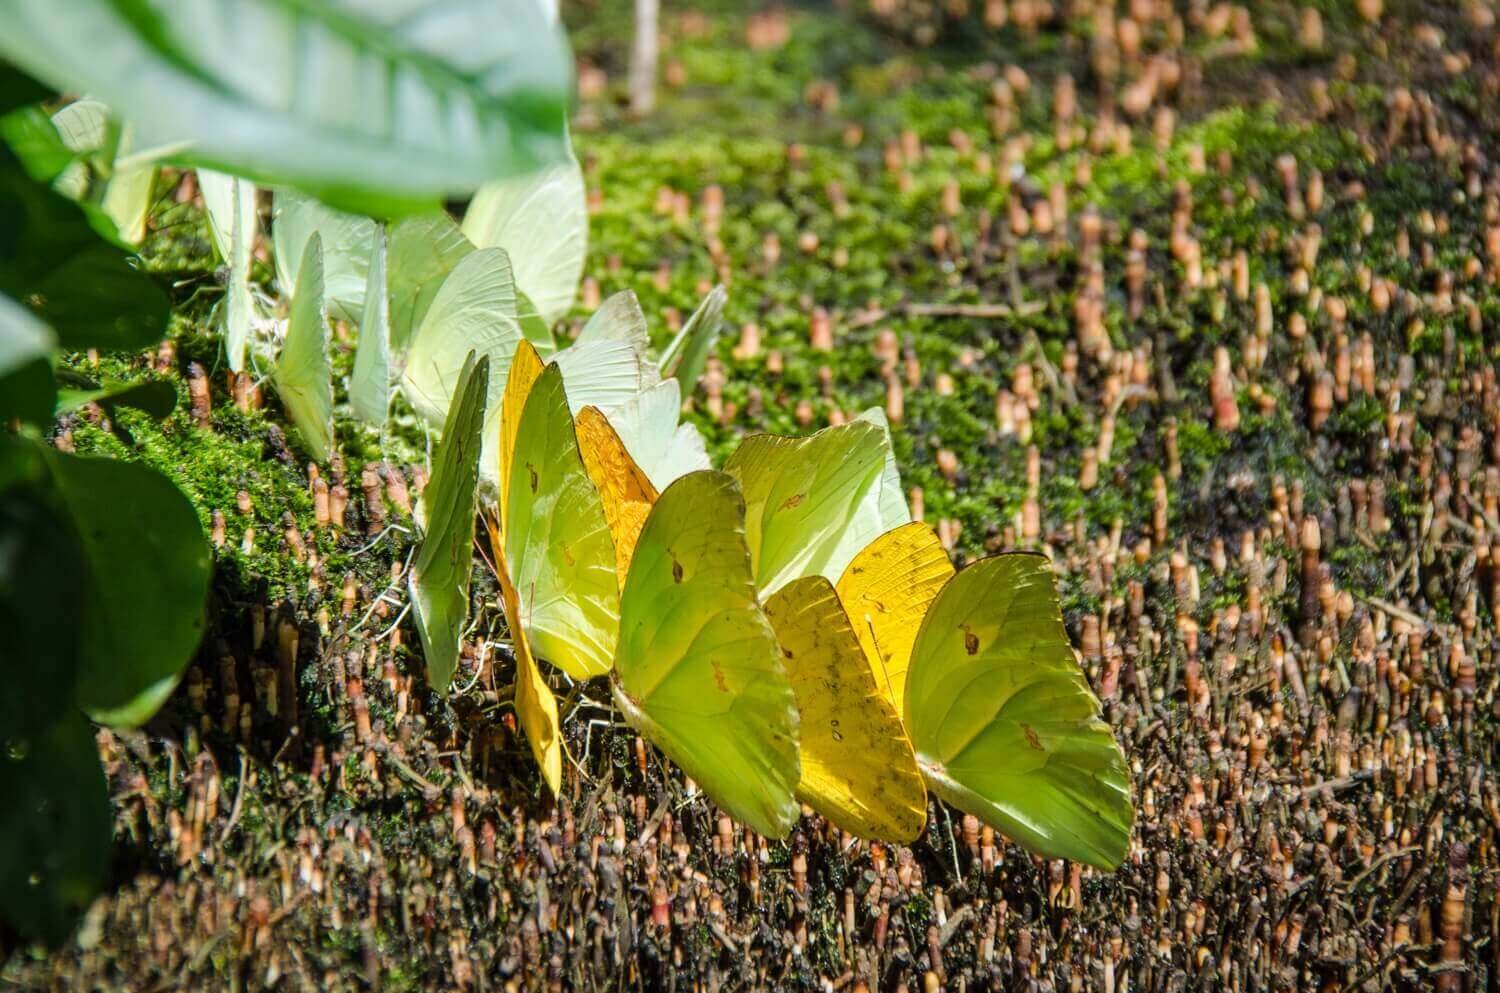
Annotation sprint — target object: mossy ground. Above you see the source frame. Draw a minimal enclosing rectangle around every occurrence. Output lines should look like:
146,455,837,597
7,1,1500,990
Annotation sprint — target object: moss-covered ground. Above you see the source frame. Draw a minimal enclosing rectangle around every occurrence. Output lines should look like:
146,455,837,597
7,0,1500,989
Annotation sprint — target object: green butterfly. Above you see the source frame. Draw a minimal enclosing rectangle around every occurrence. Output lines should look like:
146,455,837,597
611,470,801,838
409,351,489,693
271,233,334,462
349,228,391,425
199,169,258,374
272,189,375,324
462,144,586,326
724,411,908,596
901,552,1134,869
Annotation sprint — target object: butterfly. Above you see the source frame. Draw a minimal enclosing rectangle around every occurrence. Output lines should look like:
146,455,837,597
841,525,1135,869
611,470,802,838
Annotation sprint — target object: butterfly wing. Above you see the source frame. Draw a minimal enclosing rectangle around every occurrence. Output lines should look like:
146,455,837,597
903,553,1134,869
503,362,619,680
400,246,521,430
272,189,375,323
612,470,801,838
200,170,258,373
723,419,887,595
576,404,657,586
386,211,474,352
763,575,927,842
408,352,488,692
270,233,334,462
462,151,586,325
601,379,710,492
349,228,391,424
836,522,954,718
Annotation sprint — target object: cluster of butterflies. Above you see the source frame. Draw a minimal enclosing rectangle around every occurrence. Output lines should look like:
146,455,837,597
194,158,1132,871
196,149,708,475
417,339,1135,871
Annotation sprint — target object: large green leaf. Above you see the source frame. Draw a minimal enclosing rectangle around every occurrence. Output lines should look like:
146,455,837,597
903,554,1134,869
409,351,489,693
42,447,212,727
0,294,57,427
0,144,168,351
0,1,573,217
0,290,55,380
0,439,84,742
0,63,50,116
0,712,111,945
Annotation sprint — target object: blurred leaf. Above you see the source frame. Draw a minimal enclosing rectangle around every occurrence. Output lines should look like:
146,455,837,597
0,145,168,351
0,63,49,115
55,373,175,421
0,439,84,741
0,1,574,217
43,448,212,727
0,290,54,379
0,293,56,427
1,107,76,184
0,711,110,946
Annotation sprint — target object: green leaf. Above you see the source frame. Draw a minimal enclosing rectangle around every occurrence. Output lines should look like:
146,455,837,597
0,440,85,741
0,356,55,428
0,62,50,115
903,554,1134,869
0,290,55,380
1,106,77,184
409,351,489,693
0,711,111,946
55,374,176,421
0,293,56,427
0,144,168,351
43,447,212,728
658,284,727,390
0,0,574,217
